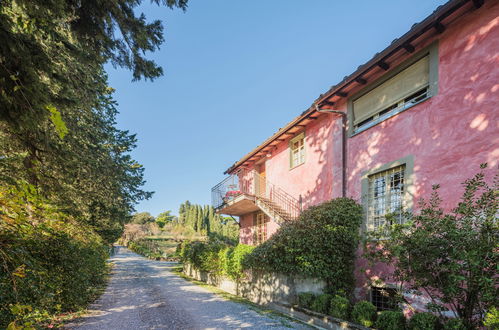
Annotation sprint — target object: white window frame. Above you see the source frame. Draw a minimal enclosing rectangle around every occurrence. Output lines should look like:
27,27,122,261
289,132,305,169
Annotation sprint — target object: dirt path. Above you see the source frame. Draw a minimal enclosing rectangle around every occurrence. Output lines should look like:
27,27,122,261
67,246,306,329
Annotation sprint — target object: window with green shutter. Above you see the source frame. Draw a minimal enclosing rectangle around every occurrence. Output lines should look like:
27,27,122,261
349,43,438,134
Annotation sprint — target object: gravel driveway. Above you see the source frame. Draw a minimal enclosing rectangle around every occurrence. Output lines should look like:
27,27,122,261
67,246,307,329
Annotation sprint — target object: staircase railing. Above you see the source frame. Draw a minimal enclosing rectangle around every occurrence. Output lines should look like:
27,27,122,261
211,170,251,210
253,171,301,221
211,169,301,221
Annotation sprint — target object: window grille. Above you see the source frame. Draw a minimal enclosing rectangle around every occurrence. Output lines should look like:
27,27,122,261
371,287,399,311
367,165,405,231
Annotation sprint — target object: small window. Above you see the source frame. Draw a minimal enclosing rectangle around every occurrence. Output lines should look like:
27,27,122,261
371,287,400,311
290,132,305,168
367,165,405,231
254,212,268,245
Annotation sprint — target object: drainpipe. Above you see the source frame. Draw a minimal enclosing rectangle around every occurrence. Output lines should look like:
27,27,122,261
314,104,347,198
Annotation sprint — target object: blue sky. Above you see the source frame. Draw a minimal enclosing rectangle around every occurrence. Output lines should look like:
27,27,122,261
106,0,447,217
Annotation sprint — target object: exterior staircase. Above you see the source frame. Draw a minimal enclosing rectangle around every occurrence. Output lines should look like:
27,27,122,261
211,169,301,222
253,172,301,223
256,197,295,223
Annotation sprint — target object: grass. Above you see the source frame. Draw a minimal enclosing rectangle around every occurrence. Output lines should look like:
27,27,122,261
171,265,311,328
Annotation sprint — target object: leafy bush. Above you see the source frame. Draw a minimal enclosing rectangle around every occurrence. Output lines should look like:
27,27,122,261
218,246,234,277
351,301,377,327
329,295,349,320
376,311,406,330
484,307,499,329
297,292,316,310
311,294,332,314
408,312,439,330
179,240,253,281
442,318,465,330
364,165,498,329
226,244,254,280
244,198,363,294
0,217,108,328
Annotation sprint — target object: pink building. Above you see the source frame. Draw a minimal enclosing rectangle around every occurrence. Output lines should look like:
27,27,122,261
211,0,498,309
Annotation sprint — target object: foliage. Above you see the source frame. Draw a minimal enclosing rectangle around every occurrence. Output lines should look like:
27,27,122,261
297,292,315,310
131,212,155,225
177,201,239,241
0,0,187,327
329,295,349,320
226,244,254,280
0,0,188,137
442,318,465,330
351,301,377,327
408,312,439,330
484,307,499,329
376,311,406,330
218,247,234,277
179,240,253,281
156,211,175,228
243,198,363,295
0,186,108,328
364,165,498,329
311,294,333,314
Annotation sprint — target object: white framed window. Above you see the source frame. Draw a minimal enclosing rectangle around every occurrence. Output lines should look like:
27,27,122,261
367,165,406,231
254,212,268,245
290,132,305,169
349,43,438,134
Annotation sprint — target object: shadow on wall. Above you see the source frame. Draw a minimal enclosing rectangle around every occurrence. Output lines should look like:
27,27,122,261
352,1,498,299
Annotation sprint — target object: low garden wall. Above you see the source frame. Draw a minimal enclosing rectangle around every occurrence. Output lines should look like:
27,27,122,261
183,262,326,305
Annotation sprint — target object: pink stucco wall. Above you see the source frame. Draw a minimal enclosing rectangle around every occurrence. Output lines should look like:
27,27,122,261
345,1,498,207
238,2,499,301
347,2,499,300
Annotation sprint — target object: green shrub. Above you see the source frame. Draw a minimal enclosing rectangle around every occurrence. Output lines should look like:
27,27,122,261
298,292,316,310
311,294,332,314
484,307,499,329
351,301,377,327
179,240,253,281
218,246,233,276
226,244,254,280
442,318,465,330
0,219,108,328
408,312,439,330
243,198,363,294
376,310,406,330
329,295,349,320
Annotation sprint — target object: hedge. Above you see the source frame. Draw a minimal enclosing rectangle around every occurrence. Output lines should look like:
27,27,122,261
0,219,108,328
352,301,377,327
408,312,439,330
376,310,406,330
243,198,363,295
179,239,254,281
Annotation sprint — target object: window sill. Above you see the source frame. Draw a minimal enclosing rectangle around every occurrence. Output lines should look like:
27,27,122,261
350,94,432,137
289,162,305,171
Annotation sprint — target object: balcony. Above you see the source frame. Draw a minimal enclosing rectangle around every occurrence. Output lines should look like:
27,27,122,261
211,169,301,221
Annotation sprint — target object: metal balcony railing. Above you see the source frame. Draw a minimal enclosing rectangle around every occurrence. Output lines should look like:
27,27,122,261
211,169,301,221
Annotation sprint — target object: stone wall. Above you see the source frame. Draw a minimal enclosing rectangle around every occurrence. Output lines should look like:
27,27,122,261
183,263,326,305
